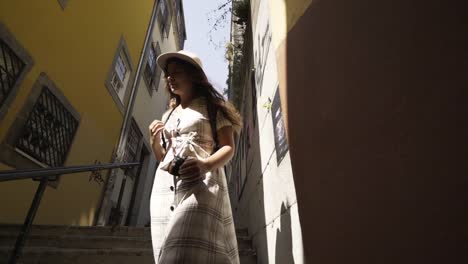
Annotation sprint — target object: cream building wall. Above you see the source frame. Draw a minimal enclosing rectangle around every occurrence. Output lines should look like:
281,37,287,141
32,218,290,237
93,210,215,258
228,0,304,263
107,0,185,227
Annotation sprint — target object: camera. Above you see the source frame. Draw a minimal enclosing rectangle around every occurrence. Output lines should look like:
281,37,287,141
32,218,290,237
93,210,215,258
169,155,186,176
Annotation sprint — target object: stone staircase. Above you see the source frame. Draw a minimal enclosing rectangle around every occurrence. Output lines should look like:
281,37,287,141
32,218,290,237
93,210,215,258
0,225,154,264
0,225,256,264
236,227,257,264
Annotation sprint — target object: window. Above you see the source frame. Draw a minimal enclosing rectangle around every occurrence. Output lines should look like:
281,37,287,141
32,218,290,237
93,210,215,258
123,119,143,178
175,0,186,49
16,87,79,167
250,74,257,127
144,42,162,94
112,52,129,100
0,39,24,108
160,0,166,18
0,73,80,178
147,45,156,73
105,37,134,114
271,87,289,165
0,22,33,121
111,53,128,93
158,0,172,38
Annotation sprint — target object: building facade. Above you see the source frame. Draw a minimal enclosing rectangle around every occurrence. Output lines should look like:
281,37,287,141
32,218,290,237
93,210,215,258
99,0,186,227
236,0,468,263
226,0,304,263
0,0,185,228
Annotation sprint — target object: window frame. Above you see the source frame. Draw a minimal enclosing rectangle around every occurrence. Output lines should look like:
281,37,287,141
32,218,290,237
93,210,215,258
143,41,162,95
0,72,81,187
0,22,34,122
15,86,79,168
158,0,172,39
175,0,186,49
123,118,143,179
104,36,134,115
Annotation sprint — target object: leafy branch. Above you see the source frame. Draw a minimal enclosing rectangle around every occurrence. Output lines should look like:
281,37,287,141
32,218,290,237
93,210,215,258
207,0,233,49
207,0,250,49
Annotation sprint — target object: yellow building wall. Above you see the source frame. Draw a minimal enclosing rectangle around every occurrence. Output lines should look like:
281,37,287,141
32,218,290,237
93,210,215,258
0,0,153,225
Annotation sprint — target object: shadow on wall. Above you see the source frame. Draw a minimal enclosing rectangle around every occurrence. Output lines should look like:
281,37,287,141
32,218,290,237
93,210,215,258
251,116,269,264
275,202,294,264
284,0,468,263
229,47,269,262
236,93,269,264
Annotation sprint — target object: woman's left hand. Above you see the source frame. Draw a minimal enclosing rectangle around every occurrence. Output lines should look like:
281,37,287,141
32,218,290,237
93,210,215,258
178,157,210,181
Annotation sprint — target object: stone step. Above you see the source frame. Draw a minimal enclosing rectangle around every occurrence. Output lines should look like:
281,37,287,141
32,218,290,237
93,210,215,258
0,247,154,264
240,253,258,264
0,225,256,263
236,227,249,237
0,234,152,249
1,231,251,251
238,246,256,255
236,227,256,263
1,247,257,264
0,224,151,238
237,236,254,251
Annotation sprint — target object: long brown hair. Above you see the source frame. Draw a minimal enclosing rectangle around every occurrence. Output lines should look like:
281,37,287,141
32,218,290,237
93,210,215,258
164,58,242,133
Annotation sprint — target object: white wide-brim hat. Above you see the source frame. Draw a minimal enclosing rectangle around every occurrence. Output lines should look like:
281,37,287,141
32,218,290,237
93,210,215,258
156,50,206,76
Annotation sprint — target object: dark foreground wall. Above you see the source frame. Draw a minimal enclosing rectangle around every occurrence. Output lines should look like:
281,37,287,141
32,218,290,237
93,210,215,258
284,1,467,263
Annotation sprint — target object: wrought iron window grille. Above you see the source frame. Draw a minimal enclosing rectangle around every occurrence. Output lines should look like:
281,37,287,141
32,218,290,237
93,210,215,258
15,86,79,168
0,39,25,107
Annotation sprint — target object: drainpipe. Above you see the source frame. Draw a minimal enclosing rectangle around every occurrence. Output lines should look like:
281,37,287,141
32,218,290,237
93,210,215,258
96,0,159,226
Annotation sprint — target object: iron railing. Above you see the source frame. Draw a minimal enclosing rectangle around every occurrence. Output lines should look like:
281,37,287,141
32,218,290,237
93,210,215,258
0,162,140,264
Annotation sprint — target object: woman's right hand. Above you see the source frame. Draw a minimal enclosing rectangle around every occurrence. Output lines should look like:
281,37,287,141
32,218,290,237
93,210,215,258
149,119,167,161
149,120,165,146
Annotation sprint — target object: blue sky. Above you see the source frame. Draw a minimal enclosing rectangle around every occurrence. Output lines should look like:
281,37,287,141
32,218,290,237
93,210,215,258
182,0,231,94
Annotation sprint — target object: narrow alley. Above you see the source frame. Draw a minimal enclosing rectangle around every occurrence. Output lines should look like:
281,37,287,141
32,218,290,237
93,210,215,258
0,0,466,264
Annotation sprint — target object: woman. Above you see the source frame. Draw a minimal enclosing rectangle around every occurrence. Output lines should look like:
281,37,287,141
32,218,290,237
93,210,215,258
149,50,242,264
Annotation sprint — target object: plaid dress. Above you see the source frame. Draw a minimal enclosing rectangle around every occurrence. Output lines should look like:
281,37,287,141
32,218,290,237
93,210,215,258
150,97,240,264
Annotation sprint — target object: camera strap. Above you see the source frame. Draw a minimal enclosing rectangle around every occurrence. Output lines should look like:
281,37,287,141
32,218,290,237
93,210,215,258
161,107,176,152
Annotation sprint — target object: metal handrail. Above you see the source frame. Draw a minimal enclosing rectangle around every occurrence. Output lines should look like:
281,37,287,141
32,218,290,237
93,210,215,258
2,162,140,264
0,162,140,182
